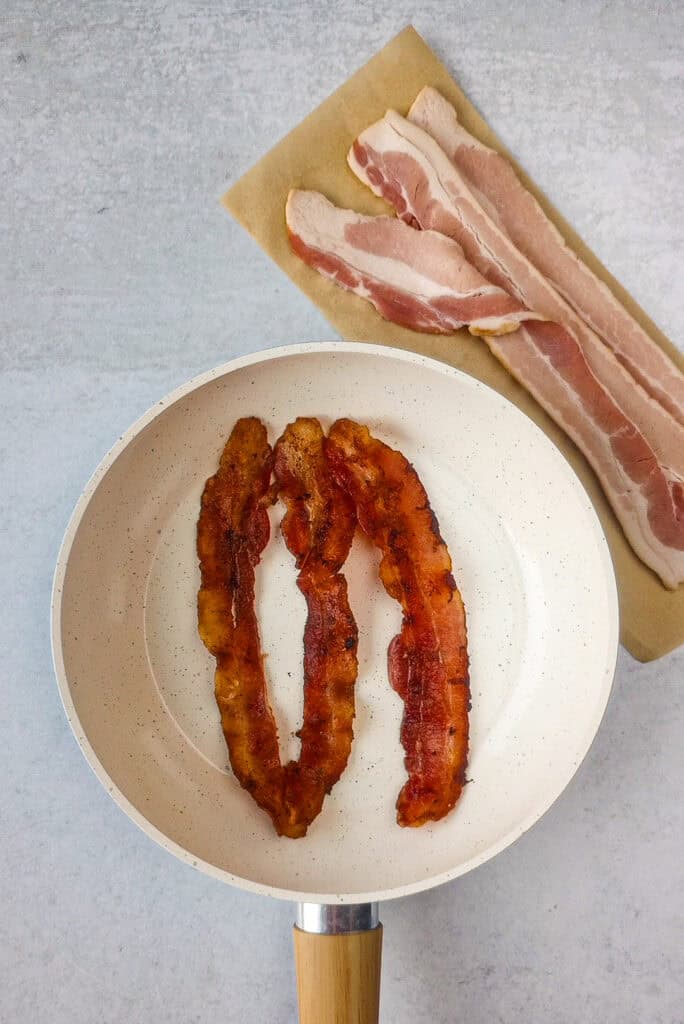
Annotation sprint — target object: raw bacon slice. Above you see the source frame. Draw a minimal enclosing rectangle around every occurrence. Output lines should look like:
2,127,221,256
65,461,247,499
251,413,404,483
286,189,543,336
348,112,684,477
197,418,286,830
274,417,358,837
325,419,470,827
492,322,684,588
408,87,684,425
349,113,684,587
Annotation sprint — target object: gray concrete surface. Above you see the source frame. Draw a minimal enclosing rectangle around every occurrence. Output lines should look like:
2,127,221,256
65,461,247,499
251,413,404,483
1,2,683,1022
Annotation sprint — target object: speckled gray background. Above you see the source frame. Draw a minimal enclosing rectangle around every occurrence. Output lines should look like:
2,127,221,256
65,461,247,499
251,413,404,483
2,2,683,1022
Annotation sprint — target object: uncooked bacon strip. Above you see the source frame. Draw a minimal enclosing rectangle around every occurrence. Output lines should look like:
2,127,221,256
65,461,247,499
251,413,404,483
349,112,684,474
493,321,684,586
325,419,470,827
197,418,286,830
408,86,684,425
286,189,543,336
274,417,358,837
349,112,684,587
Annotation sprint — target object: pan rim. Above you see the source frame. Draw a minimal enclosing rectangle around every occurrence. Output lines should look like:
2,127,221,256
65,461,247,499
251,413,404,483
51,340,619,904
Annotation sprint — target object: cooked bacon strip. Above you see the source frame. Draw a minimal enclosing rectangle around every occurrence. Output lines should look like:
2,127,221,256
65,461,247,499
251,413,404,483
197,418,286,830
349,113,684,587
408,86,684,424
198,417,358,839
286,189,543,336
274,417,358,837
325,419,470,827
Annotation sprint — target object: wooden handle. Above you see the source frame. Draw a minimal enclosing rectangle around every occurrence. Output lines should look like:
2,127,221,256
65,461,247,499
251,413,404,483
293,925,383,1024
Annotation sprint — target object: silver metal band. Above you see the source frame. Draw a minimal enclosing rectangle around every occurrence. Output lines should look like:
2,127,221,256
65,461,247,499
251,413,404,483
296,902,380,934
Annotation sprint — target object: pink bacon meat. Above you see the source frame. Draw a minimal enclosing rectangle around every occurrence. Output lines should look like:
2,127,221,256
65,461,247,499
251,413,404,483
348,112,684,476
285,189,543,336
348,113,684,587
408,87,684,426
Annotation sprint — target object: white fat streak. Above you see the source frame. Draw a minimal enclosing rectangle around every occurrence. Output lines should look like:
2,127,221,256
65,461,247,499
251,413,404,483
287,190,503,304
410,87,629,322
409,87,492,155
408,92,509,232
505,326,684,589
387,111,520,275
360,113,684,476
411,89,684,422
349,125,684,582
468,311,545,337
352,115,529,304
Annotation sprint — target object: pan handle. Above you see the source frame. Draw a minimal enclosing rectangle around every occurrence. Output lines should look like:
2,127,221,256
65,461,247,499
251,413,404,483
293,903,382,1024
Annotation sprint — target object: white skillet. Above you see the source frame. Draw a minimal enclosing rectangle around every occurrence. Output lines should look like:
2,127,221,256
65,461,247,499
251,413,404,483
51,342,618,1022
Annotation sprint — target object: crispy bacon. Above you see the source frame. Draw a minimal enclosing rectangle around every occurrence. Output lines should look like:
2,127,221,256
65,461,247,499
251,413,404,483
325,419,470,827
197,418,286,829
274,417,358,836
197,416,358,839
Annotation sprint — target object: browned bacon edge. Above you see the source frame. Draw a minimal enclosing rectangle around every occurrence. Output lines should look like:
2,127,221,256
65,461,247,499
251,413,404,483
197,418,286,830
274,417,358,836
197,417,359,839
325,418,470,827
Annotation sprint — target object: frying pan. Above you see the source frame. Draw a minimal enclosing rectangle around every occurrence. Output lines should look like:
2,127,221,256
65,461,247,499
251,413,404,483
51,342,618,1023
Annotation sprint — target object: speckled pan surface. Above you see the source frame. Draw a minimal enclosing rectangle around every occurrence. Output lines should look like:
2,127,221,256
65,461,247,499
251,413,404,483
51,342,618,903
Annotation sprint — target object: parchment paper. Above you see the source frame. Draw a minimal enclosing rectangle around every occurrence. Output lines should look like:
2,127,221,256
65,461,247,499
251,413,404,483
223,26,684,661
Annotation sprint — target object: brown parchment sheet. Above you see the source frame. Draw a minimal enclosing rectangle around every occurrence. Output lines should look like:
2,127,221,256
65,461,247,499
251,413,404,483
223,26,684,662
